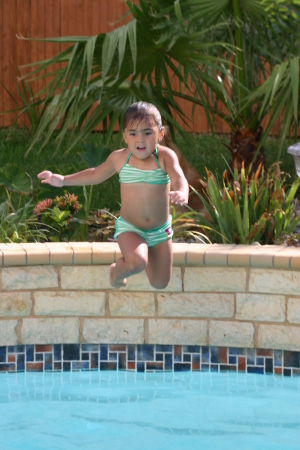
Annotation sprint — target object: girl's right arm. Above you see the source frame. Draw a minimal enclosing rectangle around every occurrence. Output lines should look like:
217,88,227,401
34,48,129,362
38,152,118,187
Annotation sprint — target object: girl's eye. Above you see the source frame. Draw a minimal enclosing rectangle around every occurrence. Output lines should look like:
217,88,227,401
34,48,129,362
129,133,136,136
145,132,152,136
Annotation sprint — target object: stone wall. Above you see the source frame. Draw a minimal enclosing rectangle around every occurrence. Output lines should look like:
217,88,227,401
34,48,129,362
0,242,300,352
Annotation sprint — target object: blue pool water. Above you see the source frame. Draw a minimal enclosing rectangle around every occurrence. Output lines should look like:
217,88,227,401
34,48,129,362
0,370,299,450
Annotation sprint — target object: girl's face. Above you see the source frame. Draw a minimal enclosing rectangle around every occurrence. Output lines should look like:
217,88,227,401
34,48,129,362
123,116,164,160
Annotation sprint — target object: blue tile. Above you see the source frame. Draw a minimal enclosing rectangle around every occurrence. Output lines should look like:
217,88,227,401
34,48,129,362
81,344,99,352
156,353,164,362
156,345,172,353
36,354,43,362
220,365,236,372
63,344,80,361
256,357,264,366
8,345,24,353
54,345,61,361
265,358,273,374
82,352,89,361
274,350,282,367
247,366,264,375
284,368,292,377
137,345,154,361
118,354,126,370
229,347,246,356
137,362,145,373
211,347,219,364
109,352,117,361
229,356,237,364
165,354,172,370
202,346,209,363
183,354,191,362
183,345,200,353
63,362,71,372
211,364,219,372
26,345,34,362
100,345,108,361
72,361,90,371
127,345,136,361
45,353,53,371
174,363,191,372
0,347,6,363
100,362,117,371
284,351,300,369
247,348,255,365
201,364,209,371
0,363,15,372
17,354,25,371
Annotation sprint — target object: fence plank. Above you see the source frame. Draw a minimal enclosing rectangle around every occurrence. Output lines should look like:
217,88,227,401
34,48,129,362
0,0,3,127
2,0,11,126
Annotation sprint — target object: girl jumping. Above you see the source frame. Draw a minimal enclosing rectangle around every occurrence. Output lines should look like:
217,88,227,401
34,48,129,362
38,102,189,289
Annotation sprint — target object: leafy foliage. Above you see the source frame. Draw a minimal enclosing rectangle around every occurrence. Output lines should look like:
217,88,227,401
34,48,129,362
193,164,300,244
12,0,299,168
34,193,83,242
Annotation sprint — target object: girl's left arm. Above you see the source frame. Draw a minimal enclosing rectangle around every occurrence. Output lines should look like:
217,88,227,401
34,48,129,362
164,149,189,206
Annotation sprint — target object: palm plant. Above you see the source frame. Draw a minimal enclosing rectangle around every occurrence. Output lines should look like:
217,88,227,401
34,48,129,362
18,0,299,175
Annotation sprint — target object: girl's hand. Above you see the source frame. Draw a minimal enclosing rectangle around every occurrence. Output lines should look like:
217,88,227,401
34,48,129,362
169,191,188,206
37,171,64,187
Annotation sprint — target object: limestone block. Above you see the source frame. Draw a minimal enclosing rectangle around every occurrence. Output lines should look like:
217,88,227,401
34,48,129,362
22,318,80,344
83,318,144,343
236,293,285,322
249,269,300,295
184,267,247,292
209,320,254,348
2,266,58,290
0,292,32,317
61,266,111,290
148,318,207,344
0,319,18,345
157,293,234,318
124,267,182,292
287,298,300,324
109,292,155,316
34,291,106,316
258,324,300,351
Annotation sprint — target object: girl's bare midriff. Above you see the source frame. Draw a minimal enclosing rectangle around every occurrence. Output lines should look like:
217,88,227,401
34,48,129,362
120,183,170,229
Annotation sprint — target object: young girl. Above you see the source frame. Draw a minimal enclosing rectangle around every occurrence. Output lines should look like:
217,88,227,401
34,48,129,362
38,102,189,289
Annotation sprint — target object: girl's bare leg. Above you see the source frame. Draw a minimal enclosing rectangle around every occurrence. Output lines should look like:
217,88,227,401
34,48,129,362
109,233,148,288
146,239,173,289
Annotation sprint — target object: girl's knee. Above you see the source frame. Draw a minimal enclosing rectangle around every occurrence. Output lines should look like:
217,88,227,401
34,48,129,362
126,254,147,274
149,273,171,290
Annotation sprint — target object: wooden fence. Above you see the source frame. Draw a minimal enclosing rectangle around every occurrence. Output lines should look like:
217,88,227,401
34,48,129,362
0,0,298,136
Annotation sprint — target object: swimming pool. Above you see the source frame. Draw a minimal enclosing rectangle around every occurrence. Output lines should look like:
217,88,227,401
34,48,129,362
0,370,299,450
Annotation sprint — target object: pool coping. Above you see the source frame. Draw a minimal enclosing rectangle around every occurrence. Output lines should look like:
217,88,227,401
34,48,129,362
0,242,299,269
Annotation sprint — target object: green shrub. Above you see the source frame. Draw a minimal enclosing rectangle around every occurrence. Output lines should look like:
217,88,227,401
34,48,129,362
193,163,300,245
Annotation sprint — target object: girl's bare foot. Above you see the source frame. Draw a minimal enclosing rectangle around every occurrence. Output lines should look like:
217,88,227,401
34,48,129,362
109,263,127,288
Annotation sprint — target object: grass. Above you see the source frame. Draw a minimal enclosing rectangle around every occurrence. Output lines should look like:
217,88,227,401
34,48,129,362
0,127,298,212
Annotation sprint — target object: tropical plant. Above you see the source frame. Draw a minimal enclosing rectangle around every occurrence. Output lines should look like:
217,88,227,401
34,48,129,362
0,67,47,135
192,163,300,245
34,193,83,242
16,0,300,177
0,164,48,243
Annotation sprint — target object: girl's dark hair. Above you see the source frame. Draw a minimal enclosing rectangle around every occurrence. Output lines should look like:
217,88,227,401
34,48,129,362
123,102,163,131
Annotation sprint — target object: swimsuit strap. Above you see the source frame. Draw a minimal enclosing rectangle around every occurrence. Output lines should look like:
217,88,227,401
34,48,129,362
125,152,132,165
154,148,161,169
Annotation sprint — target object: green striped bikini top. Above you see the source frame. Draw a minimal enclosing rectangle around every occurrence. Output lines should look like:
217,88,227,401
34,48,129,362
119,148,170,185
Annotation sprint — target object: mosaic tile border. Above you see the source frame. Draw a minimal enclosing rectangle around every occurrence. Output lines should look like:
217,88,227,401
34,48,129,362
1,344,300,376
